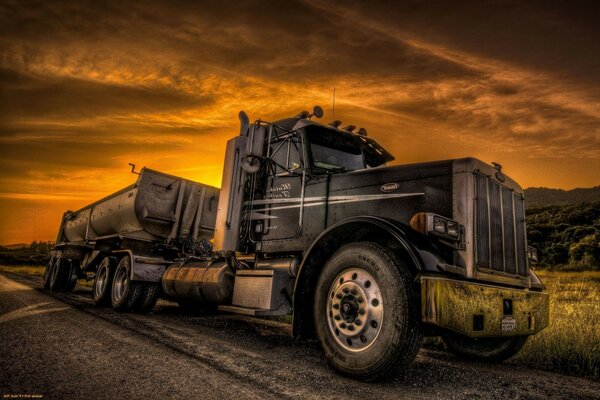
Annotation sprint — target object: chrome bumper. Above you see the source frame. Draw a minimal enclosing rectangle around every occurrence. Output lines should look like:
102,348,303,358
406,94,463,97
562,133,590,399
421,276,549,338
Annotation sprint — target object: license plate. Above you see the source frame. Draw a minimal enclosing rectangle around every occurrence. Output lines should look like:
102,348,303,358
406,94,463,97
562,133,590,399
502,317,517,333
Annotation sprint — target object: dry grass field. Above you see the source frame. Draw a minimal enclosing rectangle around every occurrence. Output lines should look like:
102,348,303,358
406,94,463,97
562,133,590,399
510,269,600,378
1,265,598,379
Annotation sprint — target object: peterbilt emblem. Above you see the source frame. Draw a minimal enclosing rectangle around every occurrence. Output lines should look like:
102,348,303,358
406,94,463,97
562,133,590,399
380,183,400,193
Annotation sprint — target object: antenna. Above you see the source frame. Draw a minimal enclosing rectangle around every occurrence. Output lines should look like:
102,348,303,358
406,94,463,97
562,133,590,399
332,85,336,120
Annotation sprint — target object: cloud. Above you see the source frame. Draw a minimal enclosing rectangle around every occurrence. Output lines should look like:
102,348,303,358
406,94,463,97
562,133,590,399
0,0,599,243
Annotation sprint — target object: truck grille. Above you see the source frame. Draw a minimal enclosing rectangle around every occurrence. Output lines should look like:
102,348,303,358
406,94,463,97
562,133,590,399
474,173,528,277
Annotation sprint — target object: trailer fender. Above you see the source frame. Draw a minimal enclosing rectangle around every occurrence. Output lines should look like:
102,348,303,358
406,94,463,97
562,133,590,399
112,250,169,283
291,216,447,340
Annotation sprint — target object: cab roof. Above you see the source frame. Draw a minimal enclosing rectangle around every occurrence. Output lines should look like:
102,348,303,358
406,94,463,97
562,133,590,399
271,116,395,168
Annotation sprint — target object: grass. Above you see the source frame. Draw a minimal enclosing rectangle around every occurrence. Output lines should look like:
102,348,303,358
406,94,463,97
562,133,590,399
1,265,598,379
0,265,93,287
509,269,600,379
0,265,45,276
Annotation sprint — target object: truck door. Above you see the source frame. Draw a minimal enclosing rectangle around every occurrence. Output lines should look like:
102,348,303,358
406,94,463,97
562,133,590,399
250,131,306,241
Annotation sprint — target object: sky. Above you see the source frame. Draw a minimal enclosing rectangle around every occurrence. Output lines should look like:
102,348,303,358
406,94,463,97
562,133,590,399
1,0,599,244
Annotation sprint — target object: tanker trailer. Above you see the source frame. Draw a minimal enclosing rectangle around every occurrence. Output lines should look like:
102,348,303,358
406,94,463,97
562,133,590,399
44,168,219,311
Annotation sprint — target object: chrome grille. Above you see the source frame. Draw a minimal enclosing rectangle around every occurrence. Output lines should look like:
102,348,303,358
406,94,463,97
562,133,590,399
474,173,528,277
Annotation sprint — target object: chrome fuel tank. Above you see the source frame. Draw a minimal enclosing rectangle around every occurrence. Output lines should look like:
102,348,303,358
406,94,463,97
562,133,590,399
162,261,234,304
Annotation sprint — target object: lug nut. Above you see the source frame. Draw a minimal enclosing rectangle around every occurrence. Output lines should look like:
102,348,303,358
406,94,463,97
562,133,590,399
357,297,364,303
359,308,365,315
340,322,347,329
350,288,357,295
334,314,341,321
355,319,362,326
348,325,354,331
336,293,343,299
343,288,349,294
333,303,339,309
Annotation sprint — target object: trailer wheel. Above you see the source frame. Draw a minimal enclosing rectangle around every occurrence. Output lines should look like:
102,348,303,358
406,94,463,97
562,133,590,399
111,255,144,312
49,257,70,292
136,283,161,313
93,257,116,306
442,333,528,363
314,242,422,381
43,257,55,289
64,260,78,293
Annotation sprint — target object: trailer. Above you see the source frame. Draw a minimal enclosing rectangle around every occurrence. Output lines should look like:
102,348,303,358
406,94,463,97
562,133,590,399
45,106,549,381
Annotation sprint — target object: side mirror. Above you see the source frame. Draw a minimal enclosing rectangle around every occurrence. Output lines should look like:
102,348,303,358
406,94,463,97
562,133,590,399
312,105,324,118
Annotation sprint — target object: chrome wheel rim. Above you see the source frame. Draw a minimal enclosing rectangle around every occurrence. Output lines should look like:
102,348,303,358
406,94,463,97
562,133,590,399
326,268,384,352
95,264,108,298
113,264,128,303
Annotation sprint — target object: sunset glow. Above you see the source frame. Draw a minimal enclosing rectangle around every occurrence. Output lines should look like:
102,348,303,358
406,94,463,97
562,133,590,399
1,1,599,244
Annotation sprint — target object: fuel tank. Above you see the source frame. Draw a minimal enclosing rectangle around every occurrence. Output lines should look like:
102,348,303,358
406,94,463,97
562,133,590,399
162,261,234,304
58,168,220,244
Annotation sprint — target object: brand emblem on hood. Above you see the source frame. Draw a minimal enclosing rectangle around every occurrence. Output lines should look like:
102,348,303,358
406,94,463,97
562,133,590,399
380,183,400,193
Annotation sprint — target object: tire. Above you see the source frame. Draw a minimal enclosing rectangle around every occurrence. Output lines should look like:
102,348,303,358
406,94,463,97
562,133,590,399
136,283,161,313
443,333,528,363
93,257,116,306
43,257,55,289
111,255,144,312
314,242,422,381
49,257,70,292
64,261,79,293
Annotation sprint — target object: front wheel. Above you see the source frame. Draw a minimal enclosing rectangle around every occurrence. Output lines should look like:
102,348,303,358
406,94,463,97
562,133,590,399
443,333,528,362
314,242,422,381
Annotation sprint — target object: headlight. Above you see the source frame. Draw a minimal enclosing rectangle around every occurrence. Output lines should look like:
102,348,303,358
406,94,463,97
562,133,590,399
433,216,447,234
410,212,462,241
446,221,459,238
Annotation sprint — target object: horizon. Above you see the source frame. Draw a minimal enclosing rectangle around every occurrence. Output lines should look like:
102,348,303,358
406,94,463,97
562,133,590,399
1,1,599,243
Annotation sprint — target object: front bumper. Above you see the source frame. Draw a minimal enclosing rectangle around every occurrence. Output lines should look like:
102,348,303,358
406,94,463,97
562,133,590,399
421,276,549,338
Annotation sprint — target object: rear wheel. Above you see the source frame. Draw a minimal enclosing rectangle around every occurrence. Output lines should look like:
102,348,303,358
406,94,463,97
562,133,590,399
93,257,116,306
314,242,422,381
136,283,161,313
111,255,144,312
49,257,69,292
64,260,79,292
443,333,528,362
43,257,55,289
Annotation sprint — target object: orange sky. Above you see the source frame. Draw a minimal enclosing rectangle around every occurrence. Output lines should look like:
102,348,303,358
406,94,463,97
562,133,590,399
1,1,599,244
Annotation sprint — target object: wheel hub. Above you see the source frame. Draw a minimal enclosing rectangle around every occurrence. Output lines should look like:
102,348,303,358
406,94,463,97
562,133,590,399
326,268,384,352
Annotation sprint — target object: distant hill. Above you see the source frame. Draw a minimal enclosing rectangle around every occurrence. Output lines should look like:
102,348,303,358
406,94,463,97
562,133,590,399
0,243,29,249
525,186,600,209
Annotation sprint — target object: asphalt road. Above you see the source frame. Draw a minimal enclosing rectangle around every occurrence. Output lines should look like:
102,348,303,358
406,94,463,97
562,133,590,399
1,273,598,400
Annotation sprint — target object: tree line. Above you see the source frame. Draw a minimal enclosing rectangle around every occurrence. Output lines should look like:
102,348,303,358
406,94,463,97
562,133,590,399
526,201,600,270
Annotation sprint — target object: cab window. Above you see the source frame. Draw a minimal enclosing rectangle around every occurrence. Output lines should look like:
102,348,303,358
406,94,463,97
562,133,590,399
305,125,365,173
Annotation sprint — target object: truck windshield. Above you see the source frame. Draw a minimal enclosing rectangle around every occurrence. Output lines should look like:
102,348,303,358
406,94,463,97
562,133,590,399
306,126,365,172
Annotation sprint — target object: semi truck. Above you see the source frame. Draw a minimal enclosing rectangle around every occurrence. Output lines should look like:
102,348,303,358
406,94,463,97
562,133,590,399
44,106,549,381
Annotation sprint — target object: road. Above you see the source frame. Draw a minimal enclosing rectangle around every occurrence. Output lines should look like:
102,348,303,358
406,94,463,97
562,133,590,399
0,273,598,400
